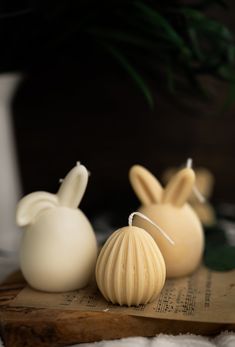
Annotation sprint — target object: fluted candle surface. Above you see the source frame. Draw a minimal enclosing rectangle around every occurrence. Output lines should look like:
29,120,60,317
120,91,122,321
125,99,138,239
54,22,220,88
96,213,168,306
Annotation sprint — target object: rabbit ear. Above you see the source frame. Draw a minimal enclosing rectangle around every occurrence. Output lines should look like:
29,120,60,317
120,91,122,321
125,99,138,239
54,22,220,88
162,168,195,207
16,192,58,227
195,169,214,199
57,163,88,208
129,165,163,205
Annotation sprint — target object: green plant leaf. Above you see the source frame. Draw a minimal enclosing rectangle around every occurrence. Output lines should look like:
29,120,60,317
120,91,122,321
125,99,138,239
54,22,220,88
84,1,235,107
103,44,154,108
204,225,235,271
227,46,235,64
181,8,233,42
204,246,235,271
188,27,204,61
218,65,235,81
134,1,185,49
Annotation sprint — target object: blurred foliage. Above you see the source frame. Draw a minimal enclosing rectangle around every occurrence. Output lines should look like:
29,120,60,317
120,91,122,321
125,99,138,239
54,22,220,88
0,0,235,107
204,225,235,271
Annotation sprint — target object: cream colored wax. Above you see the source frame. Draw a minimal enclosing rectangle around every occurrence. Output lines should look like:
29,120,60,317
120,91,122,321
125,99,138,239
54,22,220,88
163,163,216,226
96,212,174,307
129,165,204,278
16,163,97,292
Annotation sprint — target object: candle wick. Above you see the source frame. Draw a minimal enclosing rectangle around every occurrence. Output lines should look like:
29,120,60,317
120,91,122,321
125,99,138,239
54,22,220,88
193,186,206,204
128,212,174,245
185,158,206,204
186,158,193,168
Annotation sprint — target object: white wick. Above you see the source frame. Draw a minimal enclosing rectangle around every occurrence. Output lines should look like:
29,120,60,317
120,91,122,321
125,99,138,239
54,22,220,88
193,186,206,203
185,158,206,204
128,211,174,245
186,158,193,168
77,162,91,176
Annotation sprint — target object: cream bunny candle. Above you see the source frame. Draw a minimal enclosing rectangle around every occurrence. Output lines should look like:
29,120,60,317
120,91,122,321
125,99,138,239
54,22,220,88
163,159,216,226
129,165,204,278
96,212,174,307
16,163,97,292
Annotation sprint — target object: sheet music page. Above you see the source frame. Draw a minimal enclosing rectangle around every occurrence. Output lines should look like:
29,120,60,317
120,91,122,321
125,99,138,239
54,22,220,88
11,267,235,323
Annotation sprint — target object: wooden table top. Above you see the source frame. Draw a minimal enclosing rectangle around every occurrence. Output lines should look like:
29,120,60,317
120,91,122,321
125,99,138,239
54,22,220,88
1,269,234,347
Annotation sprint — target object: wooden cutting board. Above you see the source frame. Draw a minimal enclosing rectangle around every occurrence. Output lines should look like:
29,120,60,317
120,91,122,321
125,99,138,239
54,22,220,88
0,267,235,347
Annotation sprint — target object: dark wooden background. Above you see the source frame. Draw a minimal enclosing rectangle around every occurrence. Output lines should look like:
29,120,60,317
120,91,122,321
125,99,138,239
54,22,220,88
10,2,235,224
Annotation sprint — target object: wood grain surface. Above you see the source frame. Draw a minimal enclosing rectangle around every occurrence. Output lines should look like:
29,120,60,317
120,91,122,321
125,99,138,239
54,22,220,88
0,270,234,347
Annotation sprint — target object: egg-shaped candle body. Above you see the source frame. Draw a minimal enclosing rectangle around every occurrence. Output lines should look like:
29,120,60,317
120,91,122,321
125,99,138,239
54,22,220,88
129,165,204,278
20,207,97,292
16,163,97,292
96,226,166,306
137,204,203,277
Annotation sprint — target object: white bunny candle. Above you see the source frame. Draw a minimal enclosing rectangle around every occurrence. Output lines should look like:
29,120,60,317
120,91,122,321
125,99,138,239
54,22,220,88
129,165,204,278
16,163,97,292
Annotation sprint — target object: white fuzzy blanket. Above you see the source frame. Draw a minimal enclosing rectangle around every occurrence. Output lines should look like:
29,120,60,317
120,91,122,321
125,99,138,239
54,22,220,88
72,333,235,347
0,332,235,347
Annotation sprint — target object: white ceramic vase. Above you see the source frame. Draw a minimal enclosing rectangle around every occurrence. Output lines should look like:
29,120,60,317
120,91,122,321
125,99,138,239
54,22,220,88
0,74,21,254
